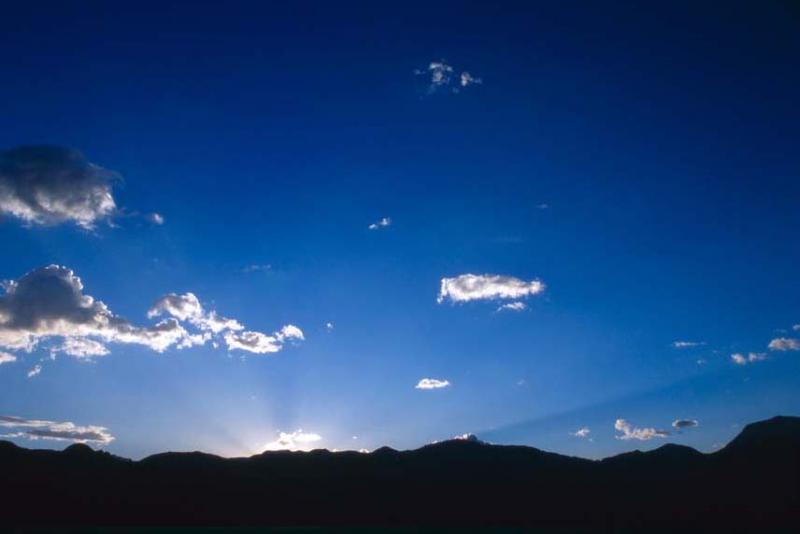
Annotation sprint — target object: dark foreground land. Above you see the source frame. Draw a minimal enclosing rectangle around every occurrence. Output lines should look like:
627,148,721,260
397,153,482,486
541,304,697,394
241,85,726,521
1,416,799,531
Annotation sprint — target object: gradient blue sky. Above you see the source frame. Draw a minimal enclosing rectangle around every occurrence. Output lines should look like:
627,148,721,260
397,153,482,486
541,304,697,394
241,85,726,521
1,1,799,459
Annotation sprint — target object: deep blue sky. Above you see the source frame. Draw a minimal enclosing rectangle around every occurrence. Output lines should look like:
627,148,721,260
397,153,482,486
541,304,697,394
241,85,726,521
0,1,798,458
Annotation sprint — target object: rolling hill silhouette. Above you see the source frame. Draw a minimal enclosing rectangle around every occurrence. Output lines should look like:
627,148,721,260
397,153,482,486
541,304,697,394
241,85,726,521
1,416,798,529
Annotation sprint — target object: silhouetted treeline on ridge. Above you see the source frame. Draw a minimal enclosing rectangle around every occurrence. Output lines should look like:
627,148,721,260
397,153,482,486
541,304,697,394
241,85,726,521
1,415,799,530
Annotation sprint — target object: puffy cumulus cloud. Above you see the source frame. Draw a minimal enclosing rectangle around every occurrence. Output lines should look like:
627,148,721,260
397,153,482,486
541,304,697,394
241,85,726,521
223,324,304,355
368,217,391,230
672,341,705,348
415,377,451,390
0,266,303,366
0,146,118,229
148,292,304,354
0,351,16,364
672,419,699,429
768,337,800,352
148,293,204,322
0,415,113,445
148,292,244,334
570,427,591,438
0,265,195,356
416,61,481,94
263,429,322,451
438,274,545,304
497,301,527,312
614,419,670,441
731,352,767,365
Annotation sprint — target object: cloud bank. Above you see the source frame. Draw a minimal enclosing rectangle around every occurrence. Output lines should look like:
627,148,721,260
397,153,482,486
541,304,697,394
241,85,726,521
0,415,114,445
0,266,303,364
438,274,545,304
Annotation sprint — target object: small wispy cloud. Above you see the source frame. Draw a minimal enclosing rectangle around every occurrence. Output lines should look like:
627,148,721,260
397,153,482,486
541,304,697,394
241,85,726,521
0,415,114,445
793,324,800,331
147,212,164,225
671,341,706,349
0,351,16,364
672,419,699,429
368,217,391,230
325,322,334,332
415,378,451,390
416,60,482,94
497,301,527,312
731,352,767,365
242,264,271,274
570,427,591,438
768,337,800,352
263,429,322,451
614,419,670,441
27,364,42,378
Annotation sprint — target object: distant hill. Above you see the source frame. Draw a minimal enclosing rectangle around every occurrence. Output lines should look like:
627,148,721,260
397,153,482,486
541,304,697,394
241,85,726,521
1,415,799,530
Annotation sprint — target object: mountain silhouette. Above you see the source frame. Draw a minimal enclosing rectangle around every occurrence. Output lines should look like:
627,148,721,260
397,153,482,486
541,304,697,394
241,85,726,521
1,415,798,530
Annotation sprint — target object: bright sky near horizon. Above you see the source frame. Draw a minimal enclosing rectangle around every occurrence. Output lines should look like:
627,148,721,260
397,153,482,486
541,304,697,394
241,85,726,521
1,1,799,460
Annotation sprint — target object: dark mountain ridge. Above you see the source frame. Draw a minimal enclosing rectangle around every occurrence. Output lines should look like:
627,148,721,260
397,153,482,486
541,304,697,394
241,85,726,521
1,415,799,529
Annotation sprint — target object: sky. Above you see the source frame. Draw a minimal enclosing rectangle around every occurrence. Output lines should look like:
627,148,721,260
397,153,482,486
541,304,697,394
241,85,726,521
0,1,799,460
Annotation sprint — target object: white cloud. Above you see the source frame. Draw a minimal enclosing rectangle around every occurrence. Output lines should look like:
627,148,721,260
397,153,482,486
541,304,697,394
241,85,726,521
672,419,699,429
223,324,304,355
671,341,706,348
27,364,41,378
263,429,322,451
571,427,591,438
147,212,164,225
326,322,334,332
0,265,195,355
497,301,527,312
368,217,391,230
417,61,481,94
438,274,545,304
0,415,113,445
415,377,451,390
793,324,800,331
614,419,670,441
0,351,16,364
53,337,110,359
0,146,119,229
731,352,767,365
0,266,303,365
148,292,245,334
460,72,482,87
768,337,800,351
